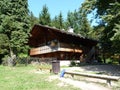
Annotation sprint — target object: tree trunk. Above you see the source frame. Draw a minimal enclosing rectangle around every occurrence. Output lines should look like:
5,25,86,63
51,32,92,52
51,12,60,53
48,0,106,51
102,53,106,64
119,55,120,64
8,47,16,66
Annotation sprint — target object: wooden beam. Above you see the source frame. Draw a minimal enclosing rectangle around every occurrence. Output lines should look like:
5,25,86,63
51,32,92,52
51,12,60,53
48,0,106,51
59,48,82,53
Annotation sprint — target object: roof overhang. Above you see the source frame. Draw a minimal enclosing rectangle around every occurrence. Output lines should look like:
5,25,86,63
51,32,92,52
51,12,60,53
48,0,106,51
29,24,98,48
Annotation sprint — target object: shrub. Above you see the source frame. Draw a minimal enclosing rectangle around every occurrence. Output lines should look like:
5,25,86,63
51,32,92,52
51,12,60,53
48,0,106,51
69,61,76,66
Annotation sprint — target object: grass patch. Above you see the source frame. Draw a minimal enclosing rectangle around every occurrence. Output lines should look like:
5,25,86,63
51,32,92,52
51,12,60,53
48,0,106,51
36,63,52,70
112,81,120,90
0,65,80,90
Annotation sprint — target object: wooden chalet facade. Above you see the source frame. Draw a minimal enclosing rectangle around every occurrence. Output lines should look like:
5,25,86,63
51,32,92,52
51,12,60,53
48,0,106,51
29,24,97,62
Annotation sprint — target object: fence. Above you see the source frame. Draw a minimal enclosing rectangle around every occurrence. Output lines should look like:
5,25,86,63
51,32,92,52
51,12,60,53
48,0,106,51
16,57,57,65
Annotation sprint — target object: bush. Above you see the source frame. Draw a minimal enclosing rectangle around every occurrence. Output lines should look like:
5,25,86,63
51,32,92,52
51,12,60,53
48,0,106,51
69,61,76,66
2,55,16,66
2,55,8,66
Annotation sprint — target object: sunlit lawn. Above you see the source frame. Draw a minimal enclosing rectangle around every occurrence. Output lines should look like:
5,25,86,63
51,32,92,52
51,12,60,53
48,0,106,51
0,65,80,90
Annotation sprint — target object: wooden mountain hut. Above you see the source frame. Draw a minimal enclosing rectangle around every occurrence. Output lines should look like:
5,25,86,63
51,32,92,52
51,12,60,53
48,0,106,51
28,24,98,62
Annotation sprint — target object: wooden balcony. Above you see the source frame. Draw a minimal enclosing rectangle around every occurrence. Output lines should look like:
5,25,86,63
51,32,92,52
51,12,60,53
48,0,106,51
30,46,53,55
30,45,82,56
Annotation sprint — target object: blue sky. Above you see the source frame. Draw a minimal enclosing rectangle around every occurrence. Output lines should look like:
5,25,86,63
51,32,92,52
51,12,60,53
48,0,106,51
28,0,84,19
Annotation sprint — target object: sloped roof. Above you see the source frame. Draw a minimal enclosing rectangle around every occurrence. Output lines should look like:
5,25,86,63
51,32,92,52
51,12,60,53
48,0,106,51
29,24,98,47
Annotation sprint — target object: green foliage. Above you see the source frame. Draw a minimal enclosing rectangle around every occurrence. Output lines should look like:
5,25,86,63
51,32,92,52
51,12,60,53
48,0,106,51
92,25,105,40
51,16,59,28
79,0,96,15
1,55,9,66
51,12,65,29
64,8,93,38
77,15,92,38
65,11,77,31
69,61,76,67
29,12,39,28
0,34,9,54
97,1,120,55
65,11,74,28
0,0,30,64
39,5,51,25
57,12,64,29
80,0,120,61
0,0,119,64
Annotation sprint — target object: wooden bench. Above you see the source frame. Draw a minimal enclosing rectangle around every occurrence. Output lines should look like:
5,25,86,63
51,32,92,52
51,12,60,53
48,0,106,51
65,71,120,86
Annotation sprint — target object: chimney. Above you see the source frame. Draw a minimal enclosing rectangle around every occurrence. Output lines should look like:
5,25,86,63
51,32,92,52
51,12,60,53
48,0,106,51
68,27,74,33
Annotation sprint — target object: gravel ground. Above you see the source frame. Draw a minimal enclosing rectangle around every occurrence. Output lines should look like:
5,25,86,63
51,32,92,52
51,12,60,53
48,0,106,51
58,65,120,90
62,65,120,76
49,75,112,90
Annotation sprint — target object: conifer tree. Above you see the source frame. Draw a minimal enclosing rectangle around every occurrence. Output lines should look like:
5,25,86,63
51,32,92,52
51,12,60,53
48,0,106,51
58,12,64,29
29,12,39,28
0,0,30,65
51,16,59,28
39,5,51,26
80,0,120,62
51,12,65,29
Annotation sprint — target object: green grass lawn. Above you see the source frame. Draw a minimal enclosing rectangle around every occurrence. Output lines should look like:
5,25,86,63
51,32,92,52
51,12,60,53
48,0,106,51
0,65,80,90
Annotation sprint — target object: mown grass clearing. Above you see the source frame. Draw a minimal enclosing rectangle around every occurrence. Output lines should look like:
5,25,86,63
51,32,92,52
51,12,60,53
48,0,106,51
0,65,80,90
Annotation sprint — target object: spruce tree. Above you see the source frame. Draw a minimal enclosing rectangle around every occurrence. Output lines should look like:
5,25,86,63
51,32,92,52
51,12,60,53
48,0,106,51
51,13,65,30
0,0,30,65
51,16,59,28
29,12,39,28
65,11,78,32
39,5,51,26
58,12,64,29
80,0,120,62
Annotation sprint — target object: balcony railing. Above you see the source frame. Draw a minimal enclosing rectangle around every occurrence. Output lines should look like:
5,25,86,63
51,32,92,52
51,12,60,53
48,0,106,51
30,45,82,56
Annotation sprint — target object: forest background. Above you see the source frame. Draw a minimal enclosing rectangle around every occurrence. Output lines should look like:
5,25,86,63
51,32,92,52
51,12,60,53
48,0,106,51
0,0,120,65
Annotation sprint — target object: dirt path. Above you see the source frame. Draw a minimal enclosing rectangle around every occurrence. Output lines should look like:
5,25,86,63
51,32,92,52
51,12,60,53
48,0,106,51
49,75,112,90
62,65,120,76
48,65,120,90
60,77,111,90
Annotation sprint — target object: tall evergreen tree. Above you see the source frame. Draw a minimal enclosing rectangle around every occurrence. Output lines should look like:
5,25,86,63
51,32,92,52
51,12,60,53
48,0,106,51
51,12,65,29
39,5,51,26
65,11,75,30
65,9,92,38
29,12,39,28
0,0,30,65
78,3,94,38
80,0,120,62
0,34,9,55
58,12,64,29
65,10,80,32
72,10,80,34
51,16,59,28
